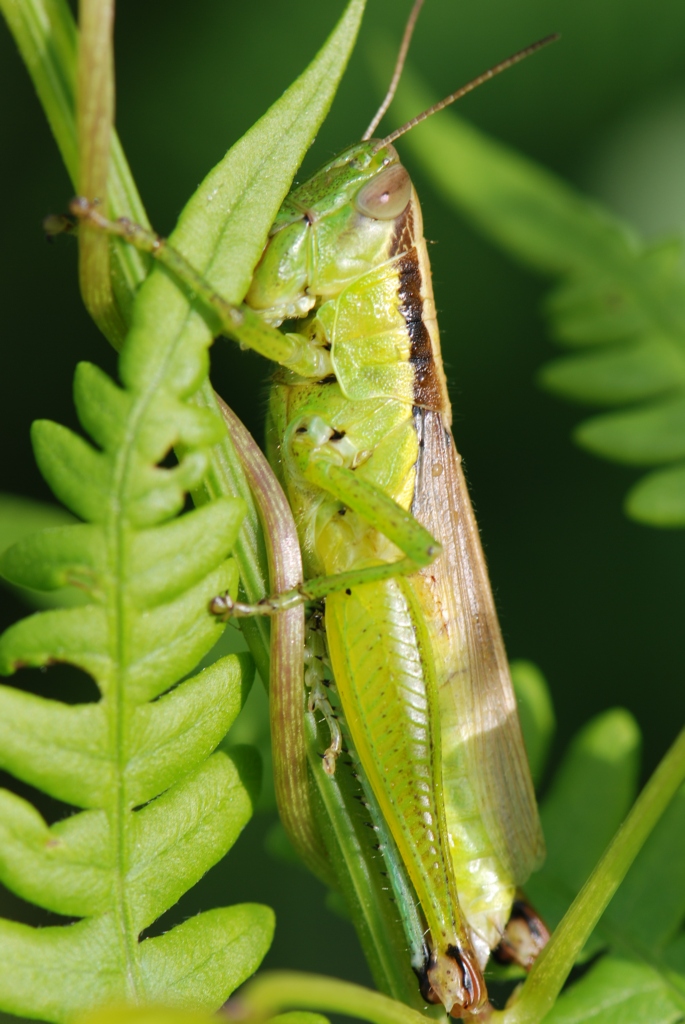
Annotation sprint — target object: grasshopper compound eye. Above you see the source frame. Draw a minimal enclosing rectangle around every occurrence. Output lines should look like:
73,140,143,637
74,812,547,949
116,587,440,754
354,163,411,220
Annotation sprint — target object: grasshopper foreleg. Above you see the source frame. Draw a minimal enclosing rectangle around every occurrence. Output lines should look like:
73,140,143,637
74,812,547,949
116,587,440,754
68,199,329,378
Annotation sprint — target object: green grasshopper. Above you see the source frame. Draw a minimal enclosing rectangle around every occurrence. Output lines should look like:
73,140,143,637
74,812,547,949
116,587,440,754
71,7,555,1015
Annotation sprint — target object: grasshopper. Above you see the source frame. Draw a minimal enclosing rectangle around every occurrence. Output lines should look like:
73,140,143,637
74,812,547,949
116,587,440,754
72,5,555,1015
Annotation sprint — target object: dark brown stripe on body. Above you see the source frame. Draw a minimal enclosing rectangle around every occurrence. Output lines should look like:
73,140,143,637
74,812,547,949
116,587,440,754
391,204,443,411
398,251,443,410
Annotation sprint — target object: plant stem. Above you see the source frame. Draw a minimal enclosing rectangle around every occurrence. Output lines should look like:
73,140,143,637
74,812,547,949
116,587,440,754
232,972,432,1024
77,0,127,345
499,726,685,1023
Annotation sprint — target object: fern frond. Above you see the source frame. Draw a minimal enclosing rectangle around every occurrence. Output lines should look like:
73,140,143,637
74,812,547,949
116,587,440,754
392,67,685,528
0,274,272,1021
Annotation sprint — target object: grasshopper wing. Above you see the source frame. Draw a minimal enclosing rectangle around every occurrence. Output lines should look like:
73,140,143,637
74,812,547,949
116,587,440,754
411,408,545,884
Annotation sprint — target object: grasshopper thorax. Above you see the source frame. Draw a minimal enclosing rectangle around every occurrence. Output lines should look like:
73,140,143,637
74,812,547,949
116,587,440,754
245,141,413,325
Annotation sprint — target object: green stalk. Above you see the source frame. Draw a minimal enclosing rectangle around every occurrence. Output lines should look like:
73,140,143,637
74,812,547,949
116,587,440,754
234,972,432,1024
500,726,685,1024
77,0,127,345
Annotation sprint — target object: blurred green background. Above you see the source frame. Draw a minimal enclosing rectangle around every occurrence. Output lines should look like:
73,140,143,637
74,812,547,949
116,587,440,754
1,0,685,1000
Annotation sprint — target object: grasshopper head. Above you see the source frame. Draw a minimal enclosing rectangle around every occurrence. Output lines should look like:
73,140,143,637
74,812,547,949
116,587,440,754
273,140,409,224
246,141,414,325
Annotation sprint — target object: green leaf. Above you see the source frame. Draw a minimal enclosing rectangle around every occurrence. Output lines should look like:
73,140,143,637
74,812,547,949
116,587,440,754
0,494,82,609
389,65,685,528
543,956,683,1024
510,660,556,786
626,464,685,526
601,782,685,955
138,905,274,1009
526,709,641,936
576,396,685,465
0,494,75,552
664,935,685,980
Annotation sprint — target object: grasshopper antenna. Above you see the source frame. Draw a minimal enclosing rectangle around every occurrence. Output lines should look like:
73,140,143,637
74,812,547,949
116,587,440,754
362,0,426,141
377,33,559,149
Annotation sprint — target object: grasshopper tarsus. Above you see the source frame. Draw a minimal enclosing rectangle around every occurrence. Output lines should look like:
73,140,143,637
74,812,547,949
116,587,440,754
42,212,76,241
